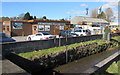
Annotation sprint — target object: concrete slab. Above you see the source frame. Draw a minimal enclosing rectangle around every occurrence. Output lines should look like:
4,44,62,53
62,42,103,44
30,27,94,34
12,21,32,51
2,59,31,75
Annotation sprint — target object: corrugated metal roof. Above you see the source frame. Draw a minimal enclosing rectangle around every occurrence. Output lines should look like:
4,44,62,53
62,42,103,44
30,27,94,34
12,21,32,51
71,16,108,24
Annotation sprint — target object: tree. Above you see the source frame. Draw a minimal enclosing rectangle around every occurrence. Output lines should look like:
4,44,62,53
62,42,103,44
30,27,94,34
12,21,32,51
97,11,106,19
59,18,65,21
33,16,37,19
90,8,98,18
42,16,47,20
30,16,33,20
105,8,113,22
18,13,25,20
1,17,10,21
23,12,31,20
18,13,25,18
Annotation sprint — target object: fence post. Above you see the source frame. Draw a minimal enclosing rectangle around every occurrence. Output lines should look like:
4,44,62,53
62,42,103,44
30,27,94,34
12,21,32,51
54,36,56,47
59,37,61,46
65,35,68,63
66,45,68,63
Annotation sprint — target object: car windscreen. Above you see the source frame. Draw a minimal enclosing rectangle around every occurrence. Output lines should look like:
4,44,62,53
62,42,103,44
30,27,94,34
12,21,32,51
42,32,50,35
86,30,91,32
75,30,82,32
70,31,75,33
36,34,42,36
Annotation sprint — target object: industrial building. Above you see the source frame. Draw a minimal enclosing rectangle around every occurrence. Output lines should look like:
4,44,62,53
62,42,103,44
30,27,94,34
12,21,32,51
70,16,109,34
2,20,70,37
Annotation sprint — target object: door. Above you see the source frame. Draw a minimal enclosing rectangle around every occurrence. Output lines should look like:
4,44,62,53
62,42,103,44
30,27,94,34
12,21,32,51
54,25,60,35
32,25,38,34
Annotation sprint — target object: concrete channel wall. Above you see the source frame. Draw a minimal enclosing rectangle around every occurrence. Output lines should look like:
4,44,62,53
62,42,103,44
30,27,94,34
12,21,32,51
2,35,102,55
2,33,120,55
4,47,120,75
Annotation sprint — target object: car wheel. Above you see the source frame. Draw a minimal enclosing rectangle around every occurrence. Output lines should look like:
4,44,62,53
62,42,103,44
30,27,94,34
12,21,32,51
80,34,83,36
28,37,31,41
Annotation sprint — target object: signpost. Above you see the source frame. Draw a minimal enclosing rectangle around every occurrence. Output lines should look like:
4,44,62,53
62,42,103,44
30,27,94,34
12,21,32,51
103,25,111,41
12,23,23,29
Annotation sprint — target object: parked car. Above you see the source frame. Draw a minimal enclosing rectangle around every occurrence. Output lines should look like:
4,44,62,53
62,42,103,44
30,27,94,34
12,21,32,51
89,27,101,35
74,29,91,36
74,27,82,31
27,32,56,41
59,30,79,37
0,32,16,43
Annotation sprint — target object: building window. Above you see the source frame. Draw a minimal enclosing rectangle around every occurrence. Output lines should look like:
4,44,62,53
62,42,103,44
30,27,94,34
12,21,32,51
38,25,44,31
33,26,37,31
59,26,64,30
45,25,50,31
7,26,9,31
82,21,87,25
3,26,5,31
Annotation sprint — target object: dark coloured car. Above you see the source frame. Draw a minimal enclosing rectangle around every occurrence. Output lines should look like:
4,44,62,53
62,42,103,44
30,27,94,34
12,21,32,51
0,32,16,43
59,30,79,37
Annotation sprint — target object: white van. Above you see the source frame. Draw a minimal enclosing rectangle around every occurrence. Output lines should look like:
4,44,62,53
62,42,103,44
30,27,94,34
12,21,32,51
74,29,91,36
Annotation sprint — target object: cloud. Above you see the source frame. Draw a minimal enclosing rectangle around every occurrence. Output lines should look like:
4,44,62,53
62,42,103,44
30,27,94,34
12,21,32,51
95,0,119,2
102,2,118,10
66,10,87,15
113,10,118,21
80,4,88,7
101,2,118,22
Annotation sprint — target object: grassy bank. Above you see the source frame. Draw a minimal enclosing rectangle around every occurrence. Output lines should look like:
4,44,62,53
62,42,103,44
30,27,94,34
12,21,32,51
18,36,120,60
106,60,120,75
112,36,120,42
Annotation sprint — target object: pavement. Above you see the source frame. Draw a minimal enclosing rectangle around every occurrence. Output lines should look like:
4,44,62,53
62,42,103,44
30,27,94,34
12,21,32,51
2,59,31,75
12,36,27,42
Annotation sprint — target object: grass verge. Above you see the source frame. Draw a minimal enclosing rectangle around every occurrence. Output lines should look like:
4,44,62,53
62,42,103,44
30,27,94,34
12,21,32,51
112,36,120,42
106,60,120,75
18,36,120,60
